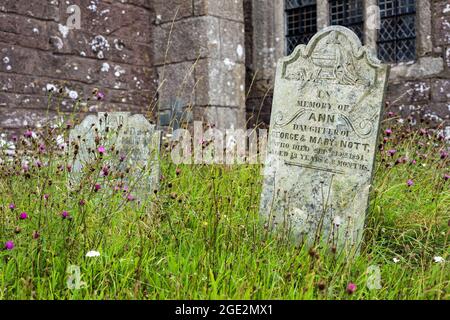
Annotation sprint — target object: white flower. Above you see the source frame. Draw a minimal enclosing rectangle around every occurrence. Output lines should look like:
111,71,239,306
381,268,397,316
68,90,78,100
433,256,445,263
393,257,400,263
86,250,100,258
333,216,342,226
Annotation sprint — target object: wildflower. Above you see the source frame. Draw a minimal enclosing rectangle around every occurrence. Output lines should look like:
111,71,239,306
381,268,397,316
22,163,29,172
5,241,14,250
126,194,135,202
38,143,46,153
9,203,16,210
24,130,33,138
444,174,450,181
393,257,400,263
101,166,109,176
94,183,101,192
346,282,357,294
433,256,445,263
317,280,326,291
97,146,106,154
35,160,43,168
19,212,28,220
385,128,392,136
96,91,105,100
387,149,397,157
61,211,69,219
387,111,395,117
67,164,72,173
410,159,417,165
407,179,414,187
333,216,342,226
44,194,49,200
86,250,100,257
79,199,86,206
440,150,449,159
32,231,40,239
119,154,126,162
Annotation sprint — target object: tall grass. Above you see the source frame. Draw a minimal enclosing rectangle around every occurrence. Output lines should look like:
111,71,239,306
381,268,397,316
0,104,448,299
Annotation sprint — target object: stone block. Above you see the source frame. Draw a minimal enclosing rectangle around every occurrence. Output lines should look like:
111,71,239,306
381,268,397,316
152,0,192,23
387,81,431,106
157,61,197,111
431,79,450,102
153,16,219,65
194,58,246,108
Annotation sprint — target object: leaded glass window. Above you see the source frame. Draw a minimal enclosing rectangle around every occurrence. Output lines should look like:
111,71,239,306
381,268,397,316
329,0,364,43
285,0,317,54
377,0,416,63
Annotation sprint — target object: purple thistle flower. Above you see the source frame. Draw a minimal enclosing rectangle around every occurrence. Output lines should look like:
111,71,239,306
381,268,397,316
96,91,105,100
5,241,14,250
407,179,414,187
126,194,135,202
61,211,69,219
35,160,43,168
97,146,106,154
444,174,450,181
24,130,33,138
119,154,126,162
19,212,28,220
440,150,449,160
101,166,109,176
44,194,49,200
94,184,101,192
388,149,397,157
9,203,16,210
385,128,392,136
346,282,357,294
79,199,86,206
32,231,40,239
38,143,46,153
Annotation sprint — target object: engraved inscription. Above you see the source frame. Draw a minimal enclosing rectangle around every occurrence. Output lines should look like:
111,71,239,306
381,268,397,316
260,26,389,252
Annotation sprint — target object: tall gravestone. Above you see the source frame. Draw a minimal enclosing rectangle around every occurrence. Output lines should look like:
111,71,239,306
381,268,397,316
260,26,389,251
69,112,161,200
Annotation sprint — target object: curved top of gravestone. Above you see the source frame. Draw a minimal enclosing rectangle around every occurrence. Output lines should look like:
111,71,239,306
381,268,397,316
279,26,387,87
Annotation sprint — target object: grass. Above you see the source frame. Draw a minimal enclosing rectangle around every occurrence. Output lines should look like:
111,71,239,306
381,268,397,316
0,114,449,300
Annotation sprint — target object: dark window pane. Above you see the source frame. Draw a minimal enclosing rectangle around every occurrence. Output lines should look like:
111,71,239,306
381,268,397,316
285,1,317,54
329,0,364,43
377,0,416,63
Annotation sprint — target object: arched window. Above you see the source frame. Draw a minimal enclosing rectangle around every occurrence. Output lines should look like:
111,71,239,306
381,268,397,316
329,0,364,43
377,0,416,62
285,0,317,54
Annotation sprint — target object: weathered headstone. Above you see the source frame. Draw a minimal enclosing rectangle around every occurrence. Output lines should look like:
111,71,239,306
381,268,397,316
69,112,161,200
260,26,389,251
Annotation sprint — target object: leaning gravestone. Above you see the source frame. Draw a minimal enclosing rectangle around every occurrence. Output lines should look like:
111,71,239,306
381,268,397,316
260,26,389,251
69,112,161,200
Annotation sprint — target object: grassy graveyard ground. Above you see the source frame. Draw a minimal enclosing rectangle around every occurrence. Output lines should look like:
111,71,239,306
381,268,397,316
0,112,449,300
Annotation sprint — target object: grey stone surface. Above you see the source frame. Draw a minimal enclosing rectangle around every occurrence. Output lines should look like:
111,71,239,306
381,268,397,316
260,26,389,251
69,112,161,200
